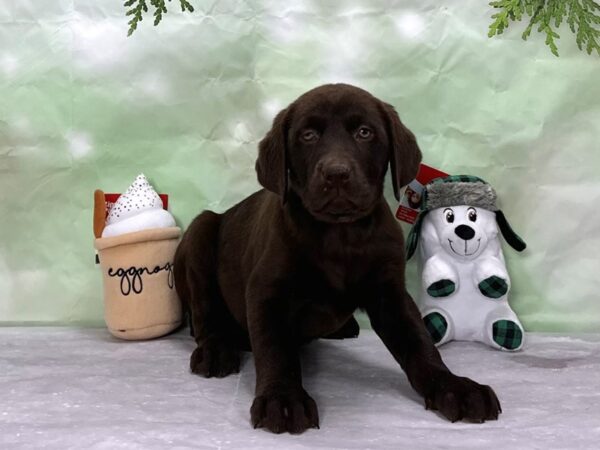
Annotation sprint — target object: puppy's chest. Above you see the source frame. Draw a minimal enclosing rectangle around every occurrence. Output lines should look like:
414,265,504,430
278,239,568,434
293,226,377,292
291,259,370,325
305,246,371,293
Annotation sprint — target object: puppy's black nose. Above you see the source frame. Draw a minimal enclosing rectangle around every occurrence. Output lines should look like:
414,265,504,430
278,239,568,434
322,163,351,187
455,225,475,240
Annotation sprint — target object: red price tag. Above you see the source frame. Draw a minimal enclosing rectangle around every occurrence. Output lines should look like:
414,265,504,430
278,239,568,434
396,164,448,224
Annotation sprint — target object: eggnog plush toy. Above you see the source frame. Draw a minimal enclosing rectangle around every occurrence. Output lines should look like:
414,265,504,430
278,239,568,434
94,174,182,340
406,175,527,351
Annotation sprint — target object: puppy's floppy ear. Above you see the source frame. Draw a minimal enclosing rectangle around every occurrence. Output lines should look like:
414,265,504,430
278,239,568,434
381,102,422,201
256,107,291,202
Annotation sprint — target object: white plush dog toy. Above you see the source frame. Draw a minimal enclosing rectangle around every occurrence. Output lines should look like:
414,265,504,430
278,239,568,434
406,175,527,351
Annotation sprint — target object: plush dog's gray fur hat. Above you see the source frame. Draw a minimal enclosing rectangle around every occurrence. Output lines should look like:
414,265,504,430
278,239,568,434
425,178,498,212
406,175,526,259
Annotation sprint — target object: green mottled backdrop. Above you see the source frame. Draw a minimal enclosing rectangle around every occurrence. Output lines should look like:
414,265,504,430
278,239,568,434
1,0,599,330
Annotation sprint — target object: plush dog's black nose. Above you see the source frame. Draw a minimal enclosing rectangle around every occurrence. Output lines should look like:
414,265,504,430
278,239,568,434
455,225,475,240
322,163,351,187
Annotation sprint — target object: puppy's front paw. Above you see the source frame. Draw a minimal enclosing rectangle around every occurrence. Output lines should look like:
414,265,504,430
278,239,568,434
250,387,319,434
425,373,501,423
190,339,240,378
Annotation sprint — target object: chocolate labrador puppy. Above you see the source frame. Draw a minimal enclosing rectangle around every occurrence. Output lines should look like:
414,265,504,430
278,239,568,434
174,84,501,434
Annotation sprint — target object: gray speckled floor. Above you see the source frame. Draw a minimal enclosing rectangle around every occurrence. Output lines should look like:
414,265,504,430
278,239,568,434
1,328,599,449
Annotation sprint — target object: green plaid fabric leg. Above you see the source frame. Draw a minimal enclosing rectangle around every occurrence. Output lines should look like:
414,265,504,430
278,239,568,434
423,312,448,344
478,276,508,299
493,320,523,350
427,279,456,298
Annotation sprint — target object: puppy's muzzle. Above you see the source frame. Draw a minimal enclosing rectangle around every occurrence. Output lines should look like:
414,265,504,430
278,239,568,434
319,160,352,189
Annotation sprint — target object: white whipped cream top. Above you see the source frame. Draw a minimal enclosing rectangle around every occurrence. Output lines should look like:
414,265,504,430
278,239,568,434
102,174,175,238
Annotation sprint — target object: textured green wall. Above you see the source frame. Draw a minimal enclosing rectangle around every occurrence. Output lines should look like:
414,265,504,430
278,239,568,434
1,1,599,330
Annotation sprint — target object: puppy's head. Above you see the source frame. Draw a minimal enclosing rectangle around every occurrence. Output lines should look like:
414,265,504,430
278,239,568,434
426,206,498,260
256,84,421,223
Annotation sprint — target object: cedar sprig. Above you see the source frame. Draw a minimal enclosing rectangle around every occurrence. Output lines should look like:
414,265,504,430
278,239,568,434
489,0,600,56
125,0,194,36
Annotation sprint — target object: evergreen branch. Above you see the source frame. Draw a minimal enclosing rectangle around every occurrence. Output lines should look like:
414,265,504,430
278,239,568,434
488,0,600,56
125,0,194,36
123,0,599,56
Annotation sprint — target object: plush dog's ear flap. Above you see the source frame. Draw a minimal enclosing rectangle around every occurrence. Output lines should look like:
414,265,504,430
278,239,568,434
406,213,426,260
381,102,422,201
496,210,527,252
256,107,291,202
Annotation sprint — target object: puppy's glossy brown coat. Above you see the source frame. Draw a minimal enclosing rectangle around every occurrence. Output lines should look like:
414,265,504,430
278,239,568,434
174,84,501,434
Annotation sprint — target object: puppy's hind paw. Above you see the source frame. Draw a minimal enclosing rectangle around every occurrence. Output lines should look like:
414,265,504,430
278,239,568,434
324,316,360,339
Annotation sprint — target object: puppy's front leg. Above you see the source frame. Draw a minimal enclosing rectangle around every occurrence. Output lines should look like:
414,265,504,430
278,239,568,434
366,277,502,423
246,274,319,434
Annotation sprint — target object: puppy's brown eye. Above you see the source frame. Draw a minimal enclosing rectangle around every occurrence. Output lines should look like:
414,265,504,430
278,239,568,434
355,126,373,140
468,208,477,222
300,129,319,143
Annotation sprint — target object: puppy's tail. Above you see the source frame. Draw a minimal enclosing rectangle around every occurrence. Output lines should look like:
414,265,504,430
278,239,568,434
174,210,222,337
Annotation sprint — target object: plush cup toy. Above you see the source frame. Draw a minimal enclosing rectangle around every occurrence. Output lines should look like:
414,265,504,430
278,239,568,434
94,174,182,340
406,175,527,351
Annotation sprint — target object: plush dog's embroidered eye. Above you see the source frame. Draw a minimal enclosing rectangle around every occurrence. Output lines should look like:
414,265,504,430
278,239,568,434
468,208,477,222
300,129,319,143
444,208,455,223
355,126,373,141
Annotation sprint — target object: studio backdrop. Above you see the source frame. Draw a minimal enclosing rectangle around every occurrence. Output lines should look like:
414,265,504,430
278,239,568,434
1,0,599,331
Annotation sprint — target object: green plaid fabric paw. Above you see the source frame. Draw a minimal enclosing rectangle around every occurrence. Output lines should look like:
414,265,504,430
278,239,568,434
427,279,456,298
493,320,523,350
423,312,448,344
479,276,508,299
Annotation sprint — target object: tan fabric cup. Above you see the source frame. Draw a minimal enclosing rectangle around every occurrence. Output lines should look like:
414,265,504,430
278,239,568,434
94,227,182,340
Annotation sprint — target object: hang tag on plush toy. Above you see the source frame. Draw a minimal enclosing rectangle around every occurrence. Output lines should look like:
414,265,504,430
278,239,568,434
406,175,527,351
396,164,448,224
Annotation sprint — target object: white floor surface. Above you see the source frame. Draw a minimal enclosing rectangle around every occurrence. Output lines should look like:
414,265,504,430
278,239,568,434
1,328,599,449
